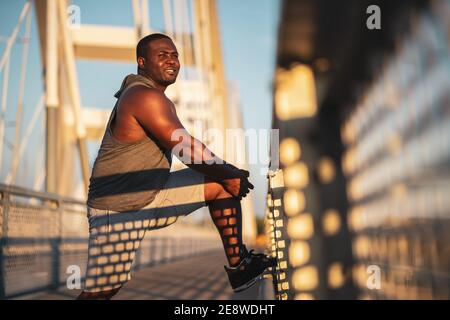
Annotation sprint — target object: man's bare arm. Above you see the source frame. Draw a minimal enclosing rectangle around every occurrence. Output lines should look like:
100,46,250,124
129,88,253,197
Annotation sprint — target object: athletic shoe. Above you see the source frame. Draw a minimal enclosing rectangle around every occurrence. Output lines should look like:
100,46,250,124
224,245,277,292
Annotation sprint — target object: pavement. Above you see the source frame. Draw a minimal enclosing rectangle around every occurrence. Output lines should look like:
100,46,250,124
27,250,275,300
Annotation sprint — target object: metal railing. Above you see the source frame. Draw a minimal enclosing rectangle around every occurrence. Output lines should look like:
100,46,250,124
264,169,294,300
0,183,220,299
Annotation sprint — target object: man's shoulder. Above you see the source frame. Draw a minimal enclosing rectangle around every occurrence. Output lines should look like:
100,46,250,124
121,86,168,106
125,85,164,97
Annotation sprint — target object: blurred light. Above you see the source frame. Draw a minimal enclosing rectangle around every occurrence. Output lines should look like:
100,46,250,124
322,209,341,236
314,57,331,73
341,122,356,145
280,138,301,166
289,241,310,267
347,179,361,202
317,157,336,184
342,148,355,176
328,262,345,289
284,162,309,188
275,64,317,120
354,235,371,259
287,213,314,239
283,189,305,216
347,206,362,232
292,265,319,291
295,293,315,300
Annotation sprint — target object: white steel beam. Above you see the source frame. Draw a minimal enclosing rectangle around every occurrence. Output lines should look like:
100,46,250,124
56,0,89,192
70,24,192,64
70,24,138,62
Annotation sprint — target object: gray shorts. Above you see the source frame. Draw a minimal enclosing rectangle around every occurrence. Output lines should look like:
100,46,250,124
84,168,206,292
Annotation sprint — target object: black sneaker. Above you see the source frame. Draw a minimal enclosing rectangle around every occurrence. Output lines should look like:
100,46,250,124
224,245,277,292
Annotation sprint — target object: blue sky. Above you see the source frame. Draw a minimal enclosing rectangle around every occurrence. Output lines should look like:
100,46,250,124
0,0,280,217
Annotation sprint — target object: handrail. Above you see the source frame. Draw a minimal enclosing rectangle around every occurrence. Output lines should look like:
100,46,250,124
0,183,221,299
0,183,85,205
264,169,293,300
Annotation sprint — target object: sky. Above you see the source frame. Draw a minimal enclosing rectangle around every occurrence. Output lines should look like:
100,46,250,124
0,0,281,217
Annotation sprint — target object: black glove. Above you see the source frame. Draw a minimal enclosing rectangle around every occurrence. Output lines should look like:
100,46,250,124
237,169,254,199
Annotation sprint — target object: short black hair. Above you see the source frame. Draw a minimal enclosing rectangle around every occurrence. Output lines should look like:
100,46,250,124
136,33,173,59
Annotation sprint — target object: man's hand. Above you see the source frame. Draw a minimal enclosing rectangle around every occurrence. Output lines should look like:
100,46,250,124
222,170,254,199
128,88,254,183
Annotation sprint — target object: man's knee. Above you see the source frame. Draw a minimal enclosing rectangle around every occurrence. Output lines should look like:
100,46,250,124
204,181,232,202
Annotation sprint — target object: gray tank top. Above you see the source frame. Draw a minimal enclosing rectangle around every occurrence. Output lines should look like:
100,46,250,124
87,74,172,212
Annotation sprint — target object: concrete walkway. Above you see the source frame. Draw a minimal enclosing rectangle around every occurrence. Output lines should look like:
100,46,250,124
29,250,275,300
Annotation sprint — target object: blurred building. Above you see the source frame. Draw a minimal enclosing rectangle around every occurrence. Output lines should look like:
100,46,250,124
266,0,449,299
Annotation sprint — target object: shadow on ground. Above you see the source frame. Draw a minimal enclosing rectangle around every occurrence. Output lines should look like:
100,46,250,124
27,250,274,300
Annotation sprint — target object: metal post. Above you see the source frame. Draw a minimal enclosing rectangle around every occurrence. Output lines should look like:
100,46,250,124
50,198,62,290
131,0,142,37
56,0,90,193
141,0,150,35
46,108,58,193
45,0,59,193
0,190,10,298
162,0,174,39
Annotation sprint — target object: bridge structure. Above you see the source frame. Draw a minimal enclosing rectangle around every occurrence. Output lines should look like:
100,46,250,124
0,0,265,299
4,0,448,302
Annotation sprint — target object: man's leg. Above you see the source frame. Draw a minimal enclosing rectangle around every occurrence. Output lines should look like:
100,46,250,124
77,206,153,300
204,178,244,267
204,177,277,292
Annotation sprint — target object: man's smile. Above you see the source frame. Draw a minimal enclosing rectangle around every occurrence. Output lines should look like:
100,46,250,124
164,68,178,76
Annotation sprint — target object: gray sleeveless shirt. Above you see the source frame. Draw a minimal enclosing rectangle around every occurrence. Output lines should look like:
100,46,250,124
87,74,172,212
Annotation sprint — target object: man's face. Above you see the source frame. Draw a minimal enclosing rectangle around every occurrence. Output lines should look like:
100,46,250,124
139,38,180,87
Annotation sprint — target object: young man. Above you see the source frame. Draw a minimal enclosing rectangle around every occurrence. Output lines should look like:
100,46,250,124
77,33,276,300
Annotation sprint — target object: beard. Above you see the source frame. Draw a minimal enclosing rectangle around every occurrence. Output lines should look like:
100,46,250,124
161,77,177,85
159,73,178,86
